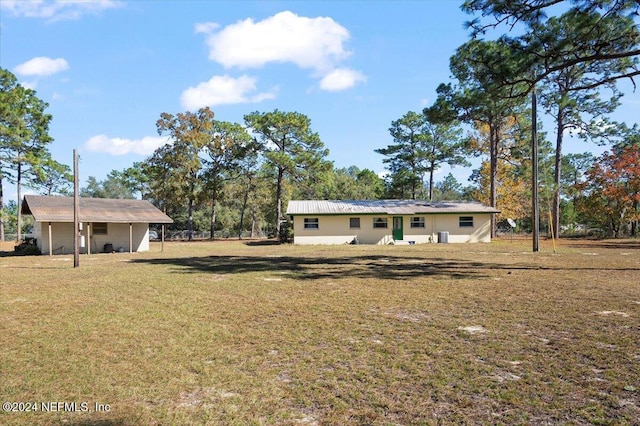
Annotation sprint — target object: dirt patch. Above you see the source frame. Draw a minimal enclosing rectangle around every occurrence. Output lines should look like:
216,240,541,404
458,325,488,334
385,310,428,322
175,387,239,409
202,274,226,282
596,310,630,317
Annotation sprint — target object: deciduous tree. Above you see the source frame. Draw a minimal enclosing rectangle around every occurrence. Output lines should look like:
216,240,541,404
471,160,530,223
201,120,257,238
578,144,640,237
154,107,215,240
561,152,595,204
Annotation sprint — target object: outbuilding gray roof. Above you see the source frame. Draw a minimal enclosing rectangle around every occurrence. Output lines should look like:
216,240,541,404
22,195,173,224
286,200,500,216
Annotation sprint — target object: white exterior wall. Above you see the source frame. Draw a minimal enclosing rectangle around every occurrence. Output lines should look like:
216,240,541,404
36,222,74,255
292,215,361,245
292,214,492,245
36,222,150,255
90,223,149,253
33,221,43,248
431,214,492,243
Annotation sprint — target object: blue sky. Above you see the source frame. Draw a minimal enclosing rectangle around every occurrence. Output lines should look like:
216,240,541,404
1,0,639,202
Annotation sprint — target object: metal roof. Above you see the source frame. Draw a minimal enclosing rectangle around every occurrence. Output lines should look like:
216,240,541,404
22,195,174,224
286,200,500,216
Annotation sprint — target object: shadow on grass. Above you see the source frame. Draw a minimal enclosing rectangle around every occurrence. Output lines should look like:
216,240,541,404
132,254,498,281
243,240,281,246
563,239,640,250
131,253,640,281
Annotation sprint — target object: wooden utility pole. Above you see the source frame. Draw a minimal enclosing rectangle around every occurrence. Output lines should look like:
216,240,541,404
531,80,540,252
73,149,80,268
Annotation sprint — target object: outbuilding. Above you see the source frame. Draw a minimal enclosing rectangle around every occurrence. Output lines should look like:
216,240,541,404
286,199,500,245
21,195,173,255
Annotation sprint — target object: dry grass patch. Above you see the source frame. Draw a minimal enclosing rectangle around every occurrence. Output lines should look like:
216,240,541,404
1,239,639,425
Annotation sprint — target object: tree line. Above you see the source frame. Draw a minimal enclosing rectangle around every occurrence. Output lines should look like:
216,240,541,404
2,0,639,241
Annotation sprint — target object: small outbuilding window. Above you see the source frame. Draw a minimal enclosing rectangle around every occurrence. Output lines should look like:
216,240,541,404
410,217,425,228
304,218,319,229
373,217,388,229
459,216,474,227
93,222,108,235
349,217,360,229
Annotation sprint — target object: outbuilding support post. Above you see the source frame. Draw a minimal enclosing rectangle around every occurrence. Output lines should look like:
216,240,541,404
129,222,133,253
161,224,165,252
86,223,91,255
48,222,52,256
73,149,80,268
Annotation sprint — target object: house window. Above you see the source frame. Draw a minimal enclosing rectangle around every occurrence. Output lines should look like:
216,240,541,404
349,217,360,229
93,222,108,235
411,217,425,228
459,216,474,227
304,218,319,230
373,217,388,229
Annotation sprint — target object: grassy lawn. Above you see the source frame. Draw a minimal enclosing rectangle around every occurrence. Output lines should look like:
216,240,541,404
1,238,639,425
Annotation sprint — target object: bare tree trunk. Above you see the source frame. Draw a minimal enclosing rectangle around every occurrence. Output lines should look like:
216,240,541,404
428,167,435,201
238,180,250,239
209,197,216,240
275,166,284,237
411,177,417,200
489,122,498,238
187,197,194,241
251,209,258,238
552,109,564,240
17,162,22,242
632,200,638,237
187,176,197,241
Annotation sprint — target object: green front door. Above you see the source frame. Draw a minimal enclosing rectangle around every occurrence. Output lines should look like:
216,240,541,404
392,216,403,241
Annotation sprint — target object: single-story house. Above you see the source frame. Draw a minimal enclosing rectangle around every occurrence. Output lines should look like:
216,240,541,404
286,199,500,245
21,195,173,255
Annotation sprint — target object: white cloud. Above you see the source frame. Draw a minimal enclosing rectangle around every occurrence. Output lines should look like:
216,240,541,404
14,57,69,77
0,0,123,22
200,11,351,73
20,81,38,90
180,74,276,110
194,22,219,34
84,135,170,156
319,68,366,91
197,11,366,91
